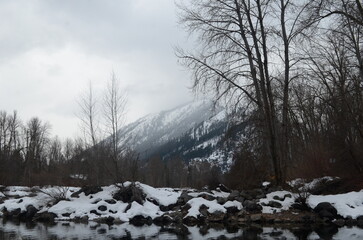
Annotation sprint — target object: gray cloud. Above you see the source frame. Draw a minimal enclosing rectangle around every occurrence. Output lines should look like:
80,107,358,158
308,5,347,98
0,0,195,139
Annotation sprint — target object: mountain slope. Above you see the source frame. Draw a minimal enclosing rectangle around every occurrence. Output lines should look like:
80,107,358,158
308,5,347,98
119,100,242,170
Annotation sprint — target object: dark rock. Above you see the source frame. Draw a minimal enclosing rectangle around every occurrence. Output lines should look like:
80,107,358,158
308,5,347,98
284,193,292,199
25,205,38,220
199,193,215,201
90,210,101,216
240,191,253,200
92,198,102,204
226,206,239,214
153,215,173,225
357,215,363,227
248,189,265,199
94,216,114,225
124,203,132,213
98,205,107,211
345,216,357,226
97,228,107,234
273,195,285,201
113,184,145,204
243,200,262,213
333,219,345,227
310,178,342,195
199,204,209,217
314,202,338,220
3,208,21,219
71,186,102,198
129,215,152,226
227,190,240,201
34,212,57,222
146,198,159,206
216,197,226,205
105,199,116,204
217,184,231,193
267,200,282,208
62,212,71,217
183,216,198,226
249,214,264,222
291,203,310,211
108,210,117,214
236,197,245,203
17,199,23,203
319,209,334,220
160,204,176,211
208,211,225,222
177,191,193,205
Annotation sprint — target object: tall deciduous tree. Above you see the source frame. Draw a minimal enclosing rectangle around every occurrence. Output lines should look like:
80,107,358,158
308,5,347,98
103,72,127,183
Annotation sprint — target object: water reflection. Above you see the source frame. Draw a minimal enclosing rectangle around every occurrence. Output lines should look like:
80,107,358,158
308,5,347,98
1,220,363,240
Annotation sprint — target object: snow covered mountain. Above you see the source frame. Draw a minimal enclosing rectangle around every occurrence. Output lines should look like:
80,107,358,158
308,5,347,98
119,100,243,170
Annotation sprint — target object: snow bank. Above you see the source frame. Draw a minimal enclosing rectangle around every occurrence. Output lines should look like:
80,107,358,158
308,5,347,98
138,183,180,206
259,191,295,214
185,198,226,218
308,190,363,218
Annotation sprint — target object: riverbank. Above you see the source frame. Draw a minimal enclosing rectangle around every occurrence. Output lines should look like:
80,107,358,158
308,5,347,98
1,177,363,228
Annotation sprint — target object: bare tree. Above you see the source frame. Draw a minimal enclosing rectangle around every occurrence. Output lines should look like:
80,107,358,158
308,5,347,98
177,0,315,185
77,81,102,184
78,81,99,148
103,72,127,183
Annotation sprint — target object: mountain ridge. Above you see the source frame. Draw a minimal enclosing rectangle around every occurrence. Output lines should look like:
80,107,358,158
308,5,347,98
117,99,242,171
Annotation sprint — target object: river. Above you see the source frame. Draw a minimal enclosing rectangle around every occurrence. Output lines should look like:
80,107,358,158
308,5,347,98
1,221,363,239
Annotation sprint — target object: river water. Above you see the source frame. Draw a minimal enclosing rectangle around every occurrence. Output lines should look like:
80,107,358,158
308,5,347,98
1,221,363,240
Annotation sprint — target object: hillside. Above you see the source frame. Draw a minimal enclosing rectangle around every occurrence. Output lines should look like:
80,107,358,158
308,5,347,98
118,100,243,170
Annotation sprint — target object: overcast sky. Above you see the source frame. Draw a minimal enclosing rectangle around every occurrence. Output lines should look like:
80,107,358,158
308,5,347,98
0,0,197,139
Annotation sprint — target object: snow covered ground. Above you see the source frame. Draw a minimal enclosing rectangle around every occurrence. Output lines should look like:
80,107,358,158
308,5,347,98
0,178,363,224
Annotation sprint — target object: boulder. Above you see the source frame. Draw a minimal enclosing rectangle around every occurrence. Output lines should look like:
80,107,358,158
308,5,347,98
313,202,338,220
94,216,115,224
71,186,102,198
225,206,239,214
273,195,285,201
267,201,282,208
90,210,101,216
98,205,107,211
113,184,145,204
3,207,21,219
249,214,264,223
25,205,38,220
240,191,253,200
227,190,240,201
183,216,198,226
177,191,193,205
216,197,226,205
160,203,178,212
357,216,363,227
314,202,336,213
105,199,117,204
199,193,215,201
333,219,345,227
153,214,174,225
33,212,57,222
243,200,262,213
208,211,225,222
129,215,152,226
216,184,231,193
